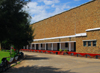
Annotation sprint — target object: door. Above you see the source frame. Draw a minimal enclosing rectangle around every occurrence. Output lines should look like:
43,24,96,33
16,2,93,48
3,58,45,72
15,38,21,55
36,44,38,50
57,43,60,51
74,42,76,52
46,44,48,50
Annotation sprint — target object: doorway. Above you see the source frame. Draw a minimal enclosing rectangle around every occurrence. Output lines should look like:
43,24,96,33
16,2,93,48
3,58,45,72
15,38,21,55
36,44,38,50
57,43,60,51
74,42,76,52
46,44,48,50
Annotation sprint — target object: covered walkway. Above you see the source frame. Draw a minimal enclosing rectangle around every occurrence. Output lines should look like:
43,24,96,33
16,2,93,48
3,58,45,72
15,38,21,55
23,41,76,52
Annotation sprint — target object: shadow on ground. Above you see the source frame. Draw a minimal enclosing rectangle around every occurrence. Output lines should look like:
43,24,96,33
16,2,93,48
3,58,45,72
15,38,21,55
24,55,49,60
4,66,76,73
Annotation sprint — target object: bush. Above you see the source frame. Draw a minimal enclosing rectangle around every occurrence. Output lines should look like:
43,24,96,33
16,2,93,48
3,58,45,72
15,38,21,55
59,49,62,52
64,49,67,52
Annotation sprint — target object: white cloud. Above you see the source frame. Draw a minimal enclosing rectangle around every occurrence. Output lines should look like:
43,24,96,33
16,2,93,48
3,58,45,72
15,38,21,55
24,1,72,24
50,2,72,14
51,4,55,7
38,0,60,5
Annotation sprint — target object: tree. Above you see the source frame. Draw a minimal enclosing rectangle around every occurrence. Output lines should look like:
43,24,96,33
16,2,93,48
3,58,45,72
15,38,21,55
0,0,34,51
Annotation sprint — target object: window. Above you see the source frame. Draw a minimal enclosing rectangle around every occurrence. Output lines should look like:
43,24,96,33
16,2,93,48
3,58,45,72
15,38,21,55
83,40,96,47
88,41,91,46
65,43,68,47
83,41,86,46
93,41,96,46
41,44,42,47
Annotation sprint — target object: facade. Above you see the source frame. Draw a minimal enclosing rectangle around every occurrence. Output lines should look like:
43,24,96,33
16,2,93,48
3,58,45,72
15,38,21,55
24,0,100,54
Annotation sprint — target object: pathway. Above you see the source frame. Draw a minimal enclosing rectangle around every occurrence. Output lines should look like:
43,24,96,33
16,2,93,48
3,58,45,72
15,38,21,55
3,51,100,73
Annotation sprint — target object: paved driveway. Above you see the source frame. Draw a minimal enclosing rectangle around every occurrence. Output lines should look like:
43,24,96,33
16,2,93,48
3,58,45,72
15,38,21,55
3,51,100,73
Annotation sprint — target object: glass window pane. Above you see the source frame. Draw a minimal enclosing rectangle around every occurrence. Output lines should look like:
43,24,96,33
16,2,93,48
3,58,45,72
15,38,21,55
88,41,91,46
83,41,86,46
93,41,96,46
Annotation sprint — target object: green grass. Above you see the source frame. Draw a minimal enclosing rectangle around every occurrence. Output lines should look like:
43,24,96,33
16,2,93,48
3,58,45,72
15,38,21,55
0,51,10,63
0,50,18,64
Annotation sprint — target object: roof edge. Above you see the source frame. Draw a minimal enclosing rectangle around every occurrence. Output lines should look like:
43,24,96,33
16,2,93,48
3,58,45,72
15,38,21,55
31,0,95,25
33,33,86,41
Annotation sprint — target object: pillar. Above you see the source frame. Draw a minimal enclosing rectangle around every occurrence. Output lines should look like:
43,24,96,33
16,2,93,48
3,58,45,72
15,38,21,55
45,43,46,50
27,45,28,49
23,46,25,49
69,42,71,51
51,43,53,50
59,43,61,49
35,44,36,50
30,44,32,49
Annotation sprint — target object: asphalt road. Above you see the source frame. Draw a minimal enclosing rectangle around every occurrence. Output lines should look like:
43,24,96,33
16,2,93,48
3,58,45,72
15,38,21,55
3,51,100,73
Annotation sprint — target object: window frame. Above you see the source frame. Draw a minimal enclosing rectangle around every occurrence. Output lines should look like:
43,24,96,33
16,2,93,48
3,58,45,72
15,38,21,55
83,41,86,47
93,41,96,46
88,41,91,46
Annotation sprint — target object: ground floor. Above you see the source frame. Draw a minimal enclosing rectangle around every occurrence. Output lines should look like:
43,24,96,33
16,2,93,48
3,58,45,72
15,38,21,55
22,27,100,54
5,51,100,73
23,41,76,52
25,27,100,54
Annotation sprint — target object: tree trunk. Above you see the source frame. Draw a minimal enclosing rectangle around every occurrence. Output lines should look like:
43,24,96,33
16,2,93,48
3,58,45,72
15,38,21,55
0,43,1,50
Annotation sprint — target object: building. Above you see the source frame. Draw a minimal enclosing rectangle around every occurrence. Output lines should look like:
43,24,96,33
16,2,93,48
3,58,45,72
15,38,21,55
23,0,100,54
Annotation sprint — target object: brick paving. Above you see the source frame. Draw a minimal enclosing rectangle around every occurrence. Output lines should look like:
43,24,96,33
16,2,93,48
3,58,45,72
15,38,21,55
3,51,100,73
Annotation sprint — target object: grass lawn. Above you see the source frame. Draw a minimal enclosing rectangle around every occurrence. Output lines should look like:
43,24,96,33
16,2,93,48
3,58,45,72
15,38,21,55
0,49,18,64
0,51,10,63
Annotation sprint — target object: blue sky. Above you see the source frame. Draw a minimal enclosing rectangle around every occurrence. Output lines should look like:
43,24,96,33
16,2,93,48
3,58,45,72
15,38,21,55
25,0,92,24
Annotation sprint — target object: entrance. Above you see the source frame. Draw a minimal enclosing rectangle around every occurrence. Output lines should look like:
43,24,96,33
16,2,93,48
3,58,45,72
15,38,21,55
57,43,60,51
46,44,48,50
36,44,38,50
74,42,76,52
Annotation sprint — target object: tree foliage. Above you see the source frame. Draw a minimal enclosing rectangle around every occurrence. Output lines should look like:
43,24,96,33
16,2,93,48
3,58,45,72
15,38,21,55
0,0,34,50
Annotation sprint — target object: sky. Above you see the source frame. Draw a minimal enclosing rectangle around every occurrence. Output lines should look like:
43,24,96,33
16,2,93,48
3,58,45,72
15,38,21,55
24,0,92,24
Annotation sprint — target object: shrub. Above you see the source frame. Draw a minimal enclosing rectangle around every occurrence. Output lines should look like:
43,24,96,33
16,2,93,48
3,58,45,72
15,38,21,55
59,49,62,52
12,49,15,52
64,49,67,52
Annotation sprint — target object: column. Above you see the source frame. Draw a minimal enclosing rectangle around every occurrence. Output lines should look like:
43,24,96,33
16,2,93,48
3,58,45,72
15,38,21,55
69,42,71,51
45,43,46,50
51,43,53,50
39,44,41,50
35,44,36,50
30,44,32,49
27,45,28,49
23,46,25,49
59,43,61,49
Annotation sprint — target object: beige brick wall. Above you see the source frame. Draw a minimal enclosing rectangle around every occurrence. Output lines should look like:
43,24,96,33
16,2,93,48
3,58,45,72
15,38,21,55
31,0,100,54
76,30,100,54
32,0,100,39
